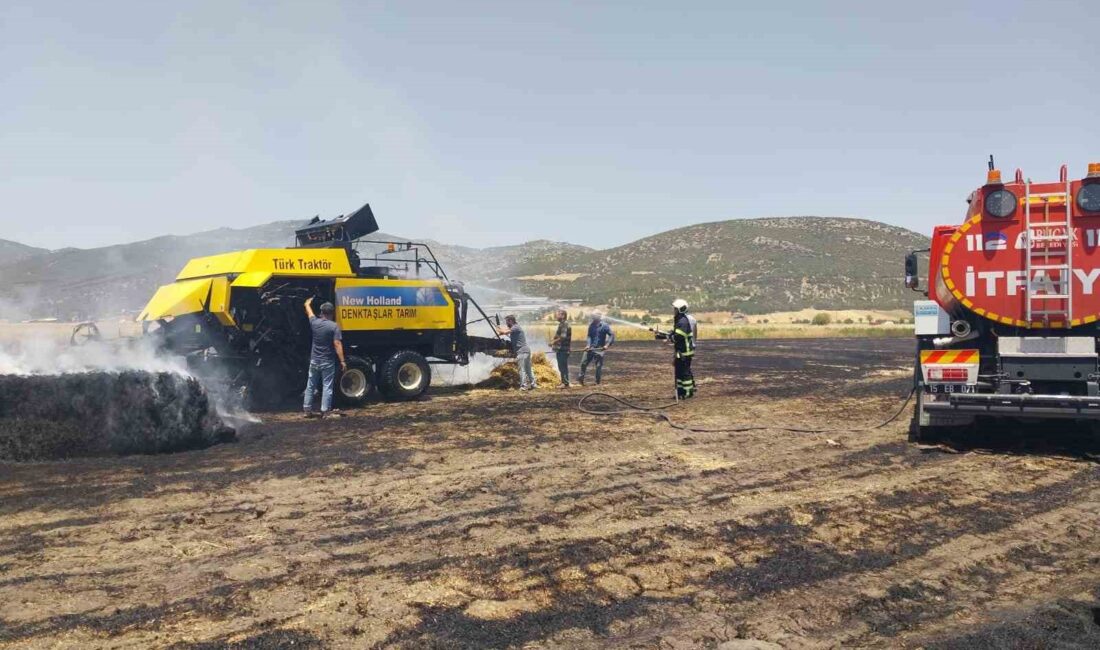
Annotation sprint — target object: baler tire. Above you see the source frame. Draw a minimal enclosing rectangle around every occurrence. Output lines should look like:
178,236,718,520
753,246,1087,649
337,355,375,407
378,350,431,400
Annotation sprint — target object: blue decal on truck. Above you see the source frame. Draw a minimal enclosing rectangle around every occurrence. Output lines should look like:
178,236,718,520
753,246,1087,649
336,286,448,308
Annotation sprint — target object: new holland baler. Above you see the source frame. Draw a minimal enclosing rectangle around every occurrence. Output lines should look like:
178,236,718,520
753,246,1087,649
138,203,509,408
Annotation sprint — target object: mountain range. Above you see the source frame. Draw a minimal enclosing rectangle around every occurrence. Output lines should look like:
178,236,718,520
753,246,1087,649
0,217,929,320
0,240,48,267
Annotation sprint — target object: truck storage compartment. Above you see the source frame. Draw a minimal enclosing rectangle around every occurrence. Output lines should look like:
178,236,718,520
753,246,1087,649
997,336,1098,382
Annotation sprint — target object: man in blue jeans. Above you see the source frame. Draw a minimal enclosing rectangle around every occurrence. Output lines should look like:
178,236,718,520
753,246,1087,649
303,299,346,418
577,311,614,386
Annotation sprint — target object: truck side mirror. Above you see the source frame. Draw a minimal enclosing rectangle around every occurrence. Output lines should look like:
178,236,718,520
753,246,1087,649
904,252,919,289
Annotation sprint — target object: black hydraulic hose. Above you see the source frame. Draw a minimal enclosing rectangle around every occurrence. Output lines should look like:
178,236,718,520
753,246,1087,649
465,294,505,343
576,388,916,434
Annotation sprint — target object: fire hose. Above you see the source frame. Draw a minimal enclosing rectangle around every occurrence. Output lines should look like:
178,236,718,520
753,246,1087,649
576,388,916,434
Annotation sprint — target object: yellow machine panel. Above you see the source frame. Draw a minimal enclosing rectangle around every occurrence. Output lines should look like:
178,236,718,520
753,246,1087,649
139,277,234,324
335,278,456,331
207,277,235,326
231,271,277,288
176,249,355,281
139,278,214,321
142,247,358,323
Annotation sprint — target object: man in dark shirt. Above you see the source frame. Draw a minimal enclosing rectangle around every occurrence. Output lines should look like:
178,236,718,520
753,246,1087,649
551,309,572,388
497,314,536,390
578,311,614,386
303,299,346,417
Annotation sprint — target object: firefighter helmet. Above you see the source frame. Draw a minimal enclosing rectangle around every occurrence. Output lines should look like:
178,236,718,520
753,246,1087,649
672,298,689,313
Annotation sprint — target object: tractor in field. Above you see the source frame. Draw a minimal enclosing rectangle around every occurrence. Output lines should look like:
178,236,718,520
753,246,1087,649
905,159,1100,441
138,204,510,408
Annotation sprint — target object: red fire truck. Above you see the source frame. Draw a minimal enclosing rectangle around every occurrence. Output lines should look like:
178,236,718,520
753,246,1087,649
906,159,1100,441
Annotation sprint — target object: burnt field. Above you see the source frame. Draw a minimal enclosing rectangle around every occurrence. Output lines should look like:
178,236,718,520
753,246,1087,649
1,338,1099,649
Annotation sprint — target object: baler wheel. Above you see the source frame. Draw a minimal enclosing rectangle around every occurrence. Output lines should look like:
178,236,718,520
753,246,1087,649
337,355,375,406
378,350,431,400
70,322,102,346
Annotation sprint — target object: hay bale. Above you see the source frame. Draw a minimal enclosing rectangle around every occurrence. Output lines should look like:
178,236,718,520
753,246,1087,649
0,371,232,462
476,352,560,389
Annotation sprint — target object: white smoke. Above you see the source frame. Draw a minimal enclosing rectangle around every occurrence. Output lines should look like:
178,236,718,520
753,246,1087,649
0,286,43,322
435,352,505,386
0,336,187,376
436,323,559,387
0,328,259,427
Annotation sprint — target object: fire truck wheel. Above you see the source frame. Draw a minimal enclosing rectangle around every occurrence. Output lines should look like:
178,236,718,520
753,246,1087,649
378,350,432,400
908,421,948,444
337,355,375,407
907,422,926,443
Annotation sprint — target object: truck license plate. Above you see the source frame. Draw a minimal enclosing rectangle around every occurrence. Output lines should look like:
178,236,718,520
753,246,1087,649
928,384,976,394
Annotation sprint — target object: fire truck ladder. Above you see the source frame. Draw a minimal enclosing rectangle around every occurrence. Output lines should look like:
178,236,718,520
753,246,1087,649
1024,175,1074,327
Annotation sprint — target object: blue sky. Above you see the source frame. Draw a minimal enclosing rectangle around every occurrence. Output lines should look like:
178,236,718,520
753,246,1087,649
2,1,1097,251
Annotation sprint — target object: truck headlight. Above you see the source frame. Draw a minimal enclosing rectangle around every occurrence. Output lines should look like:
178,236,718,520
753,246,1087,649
1077,183,1100,213
984,189,1017,218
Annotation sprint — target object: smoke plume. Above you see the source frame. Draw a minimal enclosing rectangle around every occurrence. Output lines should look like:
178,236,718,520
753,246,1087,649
0,336,187,376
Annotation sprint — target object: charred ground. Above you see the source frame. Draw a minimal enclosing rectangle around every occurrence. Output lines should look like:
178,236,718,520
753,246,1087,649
1,339,1098,648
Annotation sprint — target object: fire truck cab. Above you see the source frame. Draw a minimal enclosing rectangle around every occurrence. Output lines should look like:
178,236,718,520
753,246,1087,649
906,160,1100,441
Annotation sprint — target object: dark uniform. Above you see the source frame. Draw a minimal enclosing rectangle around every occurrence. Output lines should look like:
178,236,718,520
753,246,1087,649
670,311,696,398
552,318,572,386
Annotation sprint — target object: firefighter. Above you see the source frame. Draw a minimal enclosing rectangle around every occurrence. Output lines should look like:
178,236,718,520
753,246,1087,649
657,298,696,399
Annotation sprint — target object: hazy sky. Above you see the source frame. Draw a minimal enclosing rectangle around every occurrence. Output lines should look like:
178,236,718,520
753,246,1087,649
2,1,1098,251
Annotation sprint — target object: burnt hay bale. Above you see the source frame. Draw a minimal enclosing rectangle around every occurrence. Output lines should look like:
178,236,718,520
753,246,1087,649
476,352,560,389
0,371,232,462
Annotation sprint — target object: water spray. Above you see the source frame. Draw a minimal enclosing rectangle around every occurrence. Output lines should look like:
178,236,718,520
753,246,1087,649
600,315,653,331
462,282,653,330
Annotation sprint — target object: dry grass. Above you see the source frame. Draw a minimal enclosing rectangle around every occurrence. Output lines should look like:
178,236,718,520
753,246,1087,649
708,307,911,325
527,322,913,341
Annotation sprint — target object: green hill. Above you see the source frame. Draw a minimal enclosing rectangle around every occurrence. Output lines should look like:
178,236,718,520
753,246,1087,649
494,217,929,314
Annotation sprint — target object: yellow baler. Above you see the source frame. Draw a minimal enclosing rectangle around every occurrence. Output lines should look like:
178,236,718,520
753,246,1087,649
139,203,508,407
